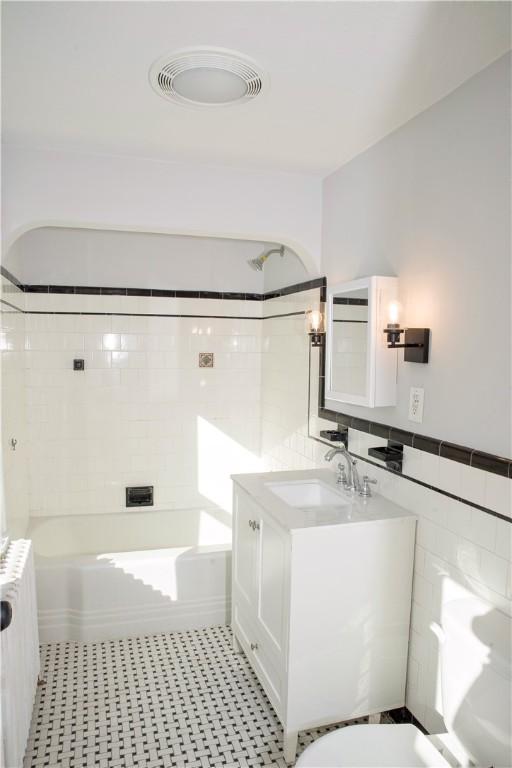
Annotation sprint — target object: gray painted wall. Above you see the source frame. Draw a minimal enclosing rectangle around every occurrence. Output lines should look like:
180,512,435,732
322,53,511,457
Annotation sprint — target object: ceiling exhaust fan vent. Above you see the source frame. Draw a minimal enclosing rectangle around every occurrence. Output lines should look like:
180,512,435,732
149,47,266,108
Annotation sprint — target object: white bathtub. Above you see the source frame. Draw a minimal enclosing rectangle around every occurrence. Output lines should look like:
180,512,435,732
28,508,232,643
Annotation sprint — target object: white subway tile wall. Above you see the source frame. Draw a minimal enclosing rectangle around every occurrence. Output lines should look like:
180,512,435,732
24,294,263,517
261,289,321,471
1,275,29,537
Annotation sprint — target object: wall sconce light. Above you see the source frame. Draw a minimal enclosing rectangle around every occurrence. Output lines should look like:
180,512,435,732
306,308,325,347
384,301,430,363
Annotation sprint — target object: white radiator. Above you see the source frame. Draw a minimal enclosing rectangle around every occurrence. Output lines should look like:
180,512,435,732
0,540,40,768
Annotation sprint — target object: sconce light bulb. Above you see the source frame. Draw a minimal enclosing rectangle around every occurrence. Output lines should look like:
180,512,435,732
309,309,323,333
388,300,401,326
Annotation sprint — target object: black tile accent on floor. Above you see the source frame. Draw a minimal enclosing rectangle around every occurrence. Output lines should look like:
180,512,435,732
25,626,374,768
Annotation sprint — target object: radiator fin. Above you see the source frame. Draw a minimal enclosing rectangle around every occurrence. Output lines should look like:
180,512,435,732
1,540,40,768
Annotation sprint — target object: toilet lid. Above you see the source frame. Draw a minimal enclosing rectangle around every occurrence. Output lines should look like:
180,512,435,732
296,724,451,767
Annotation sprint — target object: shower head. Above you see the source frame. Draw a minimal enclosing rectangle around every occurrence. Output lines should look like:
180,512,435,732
248,245,284,271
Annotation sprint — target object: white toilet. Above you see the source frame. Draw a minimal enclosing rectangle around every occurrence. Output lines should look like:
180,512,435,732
296,596,511,767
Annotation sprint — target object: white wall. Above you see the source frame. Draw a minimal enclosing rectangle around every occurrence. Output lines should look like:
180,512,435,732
2,145,323,276
322,53,511,457
7,225,312,295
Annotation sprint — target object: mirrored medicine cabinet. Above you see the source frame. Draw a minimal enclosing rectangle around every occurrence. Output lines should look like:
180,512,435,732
324,275,398,409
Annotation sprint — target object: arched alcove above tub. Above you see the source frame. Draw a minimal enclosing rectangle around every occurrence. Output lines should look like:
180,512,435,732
5,226,311,296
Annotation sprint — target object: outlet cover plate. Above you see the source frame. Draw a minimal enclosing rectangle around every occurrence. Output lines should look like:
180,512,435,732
408,387,424,423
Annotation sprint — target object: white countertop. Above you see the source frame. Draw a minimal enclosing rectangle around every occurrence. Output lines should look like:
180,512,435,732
231,468,415,532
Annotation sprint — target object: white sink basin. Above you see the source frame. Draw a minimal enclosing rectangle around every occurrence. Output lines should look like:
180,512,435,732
265,479,349,508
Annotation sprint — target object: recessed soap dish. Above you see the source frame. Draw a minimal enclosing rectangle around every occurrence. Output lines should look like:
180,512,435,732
320,428,348,444
368,441,403,472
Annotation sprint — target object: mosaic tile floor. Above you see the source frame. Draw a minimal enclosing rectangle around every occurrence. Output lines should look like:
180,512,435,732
24,626,371,768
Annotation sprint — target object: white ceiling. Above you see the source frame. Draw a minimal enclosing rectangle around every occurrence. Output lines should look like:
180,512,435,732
2,1,510,174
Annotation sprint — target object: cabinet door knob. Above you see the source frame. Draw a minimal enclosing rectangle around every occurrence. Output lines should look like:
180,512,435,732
253,521,260,531
248,519,254,529
250,642,258,652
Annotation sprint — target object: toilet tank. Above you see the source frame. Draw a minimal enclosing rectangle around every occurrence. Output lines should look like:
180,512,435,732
441,597,511,768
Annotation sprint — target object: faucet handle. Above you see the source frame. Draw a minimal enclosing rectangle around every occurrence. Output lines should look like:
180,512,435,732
359,475,377,497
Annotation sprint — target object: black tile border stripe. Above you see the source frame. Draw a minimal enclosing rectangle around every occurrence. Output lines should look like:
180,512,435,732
0,297,24,312
263,277,326,299
309,346,510,522
262,311,306,320
317,408,511,522
333,319,368,324
471,450,510,478
25,310,262,320
15,275,327,301
23,309,308,321
319,406,512,480
0,265,24,290
332,297,369,306
1,265,318,323
355,452,512,523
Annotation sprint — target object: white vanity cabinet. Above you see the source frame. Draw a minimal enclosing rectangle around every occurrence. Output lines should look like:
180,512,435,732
232,486,290,715
231,470,416,764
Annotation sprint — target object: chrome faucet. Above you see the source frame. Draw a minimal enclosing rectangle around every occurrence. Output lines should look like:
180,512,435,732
324,445,360,492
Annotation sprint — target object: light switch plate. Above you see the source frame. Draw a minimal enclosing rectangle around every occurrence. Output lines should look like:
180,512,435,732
408,387,424,423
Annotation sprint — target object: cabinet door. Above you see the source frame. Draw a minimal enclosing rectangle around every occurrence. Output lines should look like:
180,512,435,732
256,512,289,657
232,488,259,611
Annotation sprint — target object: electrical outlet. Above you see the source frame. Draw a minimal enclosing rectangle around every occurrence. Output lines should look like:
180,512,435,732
408,387,424,423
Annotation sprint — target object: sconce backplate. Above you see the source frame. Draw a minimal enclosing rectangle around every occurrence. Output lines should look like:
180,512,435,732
404,328,430,363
